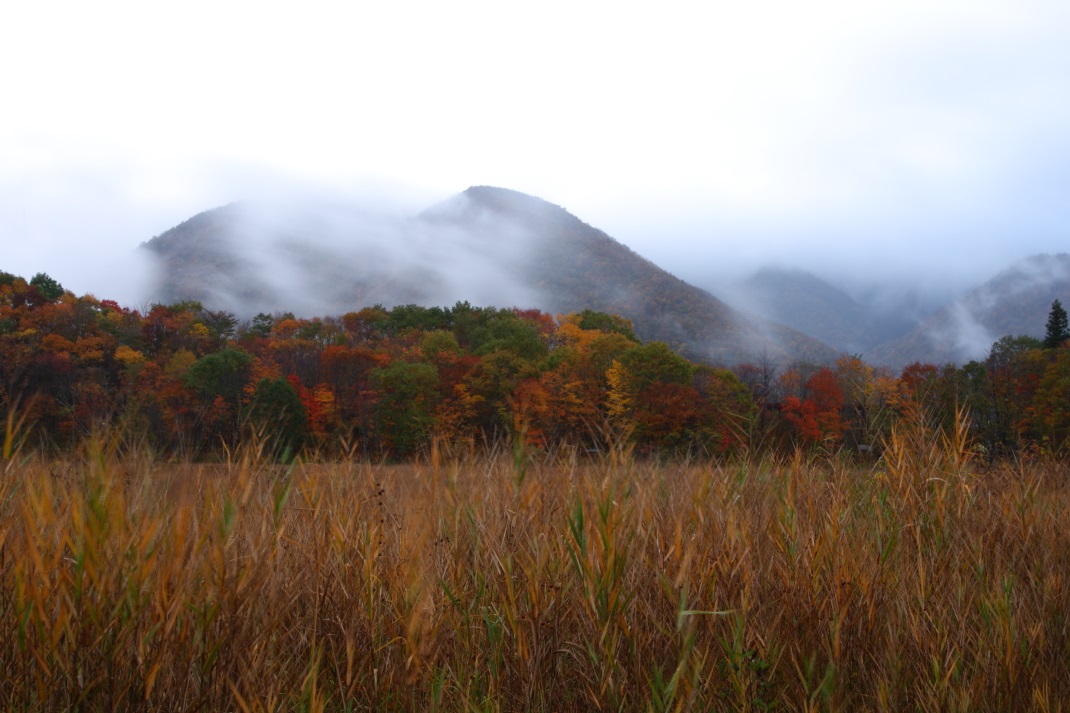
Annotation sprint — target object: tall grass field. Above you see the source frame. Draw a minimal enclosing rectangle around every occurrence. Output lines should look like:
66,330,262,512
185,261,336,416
1,418,1067,711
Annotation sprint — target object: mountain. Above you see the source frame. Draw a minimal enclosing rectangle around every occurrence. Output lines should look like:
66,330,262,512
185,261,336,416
143,200,439,313
869,253,1070,367
728,267,944,357
140,204,274,308
729,268,870,354
141,186,840,365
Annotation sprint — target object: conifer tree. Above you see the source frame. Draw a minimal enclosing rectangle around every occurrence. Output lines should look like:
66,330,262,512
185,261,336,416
1043,299,1069,349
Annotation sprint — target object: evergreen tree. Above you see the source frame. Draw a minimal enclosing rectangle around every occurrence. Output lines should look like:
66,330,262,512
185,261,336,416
1043,299,1069,349
29,272,65,300
248,313,275,338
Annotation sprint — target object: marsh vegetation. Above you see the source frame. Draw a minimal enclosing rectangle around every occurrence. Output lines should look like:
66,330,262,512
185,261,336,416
1,414,1067,711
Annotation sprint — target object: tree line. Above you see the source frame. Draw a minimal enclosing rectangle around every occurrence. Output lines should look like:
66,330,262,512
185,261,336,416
2,270,1068,460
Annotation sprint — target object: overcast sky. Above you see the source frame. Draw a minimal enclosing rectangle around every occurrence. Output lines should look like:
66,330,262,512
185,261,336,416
2,0,1069,305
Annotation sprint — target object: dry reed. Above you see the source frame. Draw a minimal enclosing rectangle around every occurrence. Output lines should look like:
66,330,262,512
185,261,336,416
0,416,1067,711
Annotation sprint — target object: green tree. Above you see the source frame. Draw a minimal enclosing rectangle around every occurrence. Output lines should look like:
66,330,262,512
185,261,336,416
577,309,637,341
1029,348,1070,449
470,311,547,361
420,330,462,361
1043,299,1069,349
29,272,65,300
198,309,239,346
383,304,452,334
371,361,441,455
183,348,255,448
249,377,307,459
614,341,694,390
694,365,756,453
248,313,275,338
184,348,254,409
466,350,540,433
990,334,1043,364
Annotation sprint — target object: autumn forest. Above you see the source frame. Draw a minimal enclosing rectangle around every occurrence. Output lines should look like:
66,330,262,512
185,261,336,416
2,269,1069,461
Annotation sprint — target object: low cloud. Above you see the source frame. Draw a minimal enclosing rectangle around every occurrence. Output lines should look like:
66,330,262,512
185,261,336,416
929,302,996,364
141,190,547,318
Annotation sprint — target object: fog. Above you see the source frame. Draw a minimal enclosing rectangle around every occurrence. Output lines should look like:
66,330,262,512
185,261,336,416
2,1,1069,335
144,186,549,318
930,303,998,365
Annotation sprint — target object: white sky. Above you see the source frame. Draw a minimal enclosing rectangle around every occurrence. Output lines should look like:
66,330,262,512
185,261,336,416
2,0,1069,304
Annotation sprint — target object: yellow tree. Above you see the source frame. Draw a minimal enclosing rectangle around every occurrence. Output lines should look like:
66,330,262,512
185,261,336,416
834,354,895,449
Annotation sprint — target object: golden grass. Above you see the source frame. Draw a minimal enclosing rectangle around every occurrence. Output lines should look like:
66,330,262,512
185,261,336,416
0,424,1068,711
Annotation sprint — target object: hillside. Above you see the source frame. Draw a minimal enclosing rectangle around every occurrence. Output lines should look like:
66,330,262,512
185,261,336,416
142,201,435,313
423,188,843,363
729,268,871,354
141,186,840,365
141,205,276,308
869,253,1070,367
728,267,953,357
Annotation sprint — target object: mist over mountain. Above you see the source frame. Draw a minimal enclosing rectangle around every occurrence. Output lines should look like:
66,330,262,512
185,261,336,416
717,254,1070,369
869,253,1070,367
142,186,840,365
138,186,1069,369
142,192,541,315
723,267,956,357
726,268,871,354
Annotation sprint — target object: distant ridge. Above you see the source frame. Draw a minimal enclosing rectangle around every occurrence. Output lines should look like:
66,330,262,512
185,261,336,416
731,267,870,353
869,253,1070,367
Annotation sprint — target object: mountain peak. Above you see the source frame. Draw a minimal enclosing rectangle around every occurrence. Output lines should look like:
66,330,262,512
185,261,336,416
422,185,586,231
462,185,539,201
